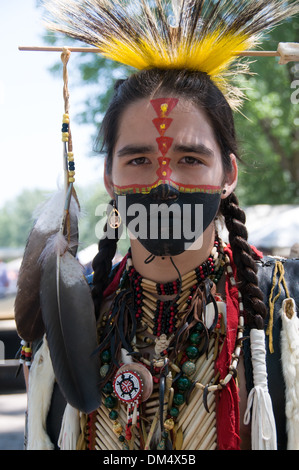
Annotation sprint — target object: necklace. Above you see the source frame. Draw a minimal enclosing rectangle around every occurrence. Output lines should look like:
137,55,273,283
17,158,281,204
90,241,244,450
126,236,225,337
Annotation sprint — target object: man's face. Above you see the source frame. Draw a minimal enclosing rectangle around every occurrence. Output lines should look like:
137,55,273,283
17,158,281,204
104,95,237,255
107,96,226,194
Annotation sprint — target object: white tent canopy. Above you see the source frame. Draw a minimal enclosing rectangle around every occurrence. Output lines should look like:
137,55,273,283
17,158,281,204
245,205,299,251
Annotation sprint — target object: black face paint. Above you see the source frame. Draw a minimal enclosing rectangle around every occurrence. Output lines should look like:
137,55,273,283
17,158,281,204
116,184,221,257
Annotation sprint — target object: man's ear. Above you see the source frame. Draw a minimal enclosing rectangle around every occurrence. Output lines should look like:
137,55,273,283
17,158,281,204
104,158,115,199
221,153,238,199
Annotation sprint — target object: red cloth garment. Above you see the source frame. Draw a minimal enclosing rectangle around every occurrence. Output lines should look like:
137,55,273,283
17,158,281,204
215,245,263,450
215,245,240,449
103,253,128,299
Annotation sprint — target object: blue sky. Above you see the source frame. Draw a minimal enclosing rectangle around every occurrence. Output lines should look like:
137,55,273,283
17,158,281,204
0,0,103,209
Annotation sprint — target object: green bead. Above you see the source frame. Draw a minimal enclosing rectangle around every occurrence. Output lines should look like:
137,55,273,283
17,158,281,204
169,407,179,418
109,409,119,420
157,439,166,450
173,393,185,406
182,361,196,377
195,322,204,332
189,331,201,345
177,376,191,391
102,381,113,394
119,435,125,442
104,395,117,409
100,364,110,377
186,345,199,360
100,350,111,364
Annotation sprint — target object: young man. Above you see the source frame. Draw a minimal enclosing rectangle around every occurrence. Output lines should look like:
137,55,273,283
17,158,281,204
15,0,299,451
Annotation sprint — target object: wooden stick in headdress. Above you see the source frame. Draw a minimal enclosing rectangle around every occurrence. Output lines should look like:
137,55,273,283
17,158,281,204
19,43,299,65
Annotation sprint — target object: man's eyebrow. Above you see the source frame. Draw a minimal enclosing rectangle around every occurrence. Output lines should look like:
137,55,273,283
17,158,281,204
173,143,214,157
116,144,156,157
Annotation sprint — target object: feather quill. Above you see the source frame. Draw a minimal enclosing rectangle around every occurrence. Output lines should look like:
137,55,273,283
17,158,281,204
42,0,299,108
14,189,80,342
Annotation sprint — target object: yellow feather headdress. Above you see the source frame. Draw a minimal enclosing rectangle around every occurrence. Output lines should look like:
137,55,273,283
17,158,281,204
43,0,299,107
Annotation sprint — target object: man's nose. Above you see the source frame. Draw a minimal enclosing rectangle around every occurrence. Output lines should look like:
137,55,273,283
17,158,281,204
149,184,180,202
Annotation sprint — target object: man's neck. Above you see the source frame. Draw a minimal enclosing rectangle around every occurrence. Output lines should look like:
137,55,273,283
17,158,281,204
129,223,216,283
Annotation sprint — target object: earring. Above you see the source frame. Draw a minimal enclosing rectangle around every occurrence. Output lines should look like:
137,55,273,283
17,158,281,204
108,200,122,229
222,189,227,194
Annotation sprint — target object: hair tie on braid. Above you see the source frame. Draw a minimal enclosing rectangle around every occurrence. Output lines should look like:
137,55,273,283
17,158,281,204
220,192,268,330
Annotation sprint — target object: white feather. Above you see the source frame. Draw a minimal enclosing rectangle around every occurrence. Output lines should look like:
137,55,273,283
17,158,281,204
58,404,80,450
27,337,55,450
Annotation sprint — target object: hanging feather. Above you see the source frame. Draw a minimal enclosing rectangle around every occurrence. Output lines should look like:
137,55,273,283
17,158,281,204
26,336,56,450
42,0,299,109
39,248,101,414
14,189,80,342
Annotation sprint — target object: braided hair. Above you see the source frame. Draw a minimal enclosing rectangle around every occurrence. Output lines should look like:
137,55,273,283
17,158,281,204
220,193,267,329
92,68,267,330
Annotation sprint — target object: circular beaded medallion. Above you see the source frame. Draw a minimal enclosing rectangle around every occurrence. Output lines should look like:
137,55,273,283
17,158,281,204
113,369,142,403
113,362,153,404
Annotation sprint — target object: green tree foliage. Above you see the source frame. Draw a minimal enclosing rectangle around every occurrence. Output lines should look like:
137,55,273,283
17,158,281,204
0,189,49,248
235,19,299,205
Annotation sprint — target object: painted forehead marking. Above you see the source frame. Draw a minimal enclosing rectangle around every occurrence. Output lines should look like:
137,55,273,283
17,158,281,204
150,97,179,180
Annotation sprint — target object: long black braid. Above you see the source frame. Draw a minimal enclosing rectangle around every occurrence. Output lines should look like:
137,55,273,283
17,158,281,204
220,192,268,329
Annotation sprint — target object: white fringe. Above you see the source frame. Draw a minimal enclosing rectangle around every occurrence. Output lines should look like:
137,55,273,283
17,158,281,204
58,404,80,450
280,298,299,450
27,337,56,450
244,328,277,450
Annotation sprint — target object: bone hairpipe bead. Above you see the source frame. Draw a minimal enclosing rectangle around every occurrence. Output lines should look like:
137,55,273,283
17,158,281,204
278,42,299,65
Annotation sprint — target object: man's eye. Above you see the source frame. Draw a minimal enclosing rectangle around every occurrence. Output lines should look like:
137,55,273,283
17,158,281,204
128,157,150,165
180,156,202,165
